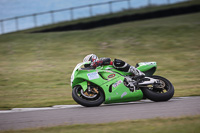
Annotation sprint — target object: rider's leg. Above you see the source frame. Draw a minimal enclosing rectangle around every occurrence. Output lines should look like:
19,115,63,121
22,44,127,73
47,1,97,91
128,66,145,79
113,59,145,78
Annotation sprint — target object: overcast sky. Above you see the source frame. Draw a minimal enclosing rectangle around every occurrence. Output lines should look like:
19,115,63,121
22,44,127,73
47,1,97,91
0,0,187,34
0,0,186,20
0,0,119,20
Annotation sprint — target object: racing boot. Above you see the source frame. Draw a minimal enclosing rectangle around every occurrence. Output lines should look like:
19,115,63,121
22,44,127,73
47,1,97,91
128,66,145,80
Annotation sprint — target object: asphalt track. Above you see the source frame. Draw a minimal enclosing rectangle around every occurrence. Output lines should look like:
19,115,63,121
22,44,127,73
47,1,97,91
0,96,200,131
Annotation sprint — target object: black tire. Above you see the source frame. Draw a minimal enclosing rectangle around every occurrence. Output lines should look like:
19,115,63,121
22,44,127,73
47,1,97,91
72,85,105,107
141,75,174,102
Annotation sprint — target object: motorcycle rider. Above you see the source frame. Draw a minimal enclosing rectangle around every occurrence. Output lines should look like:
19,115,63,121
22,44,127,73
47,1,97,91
83,54,145,79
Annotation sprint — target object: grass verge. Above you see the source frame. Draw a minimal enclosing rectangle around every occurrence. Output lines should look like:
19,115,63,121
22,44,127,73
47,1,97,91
1,115,200,133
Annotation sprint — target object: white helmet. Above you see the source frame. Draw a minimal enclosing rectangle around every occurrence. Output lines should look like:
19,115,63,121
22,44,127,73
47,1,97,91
83,54,98,62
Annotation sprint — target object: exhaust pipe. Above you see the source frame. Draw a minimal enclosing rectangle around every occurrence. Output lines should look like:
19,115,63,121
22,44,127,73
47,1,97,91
138,77,159,86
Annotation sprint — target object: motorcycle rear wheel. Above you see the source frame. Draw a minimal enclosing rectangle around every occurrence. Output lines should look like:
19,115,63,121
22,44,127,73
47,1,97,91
72,85,105,107
141,75,174,102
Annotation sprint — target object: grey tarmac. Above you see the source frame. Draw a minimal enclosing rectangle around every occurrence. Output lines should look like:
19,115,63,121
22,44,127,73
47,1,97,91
0,96,200,131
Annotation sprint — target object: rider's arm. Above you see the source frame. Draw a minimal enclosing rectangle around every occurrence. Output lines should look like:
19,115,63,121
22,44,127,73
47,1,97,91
91,58,112,68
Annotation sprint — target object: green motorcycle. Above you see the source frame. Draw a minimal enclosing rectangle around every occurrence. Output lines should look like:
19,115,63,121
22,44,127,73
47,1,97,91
71,61,174,107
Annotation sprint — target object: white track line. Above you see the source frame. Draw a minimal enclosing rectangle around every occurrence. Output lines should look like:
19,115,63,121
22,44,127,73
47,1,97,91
0,97,191,113
0,105,82,113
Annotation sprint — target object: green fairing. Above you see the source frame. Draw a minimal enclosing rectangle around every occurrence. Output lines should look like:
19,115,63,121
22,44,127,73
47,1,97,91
71,62,157,104
137,62,157,76
77,81,88,91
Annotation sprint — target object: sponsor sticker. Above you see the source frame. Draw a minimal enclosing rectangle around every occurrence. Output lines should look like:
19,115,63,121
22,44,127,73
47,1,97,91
87,72,99,80
113,80,122,88
108,74,115,78
121,92,127,98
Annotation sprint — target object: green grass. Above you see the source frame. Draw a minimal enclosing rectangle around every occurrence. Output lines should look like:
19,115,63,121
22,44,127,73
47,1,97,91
1,115,200,133
0,12,200,109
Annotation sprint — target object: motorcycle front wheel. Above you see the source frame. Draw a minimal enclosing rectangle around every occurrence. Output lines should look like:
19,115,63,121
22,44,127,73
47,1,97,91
72,85,105,107
141,75,174,102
